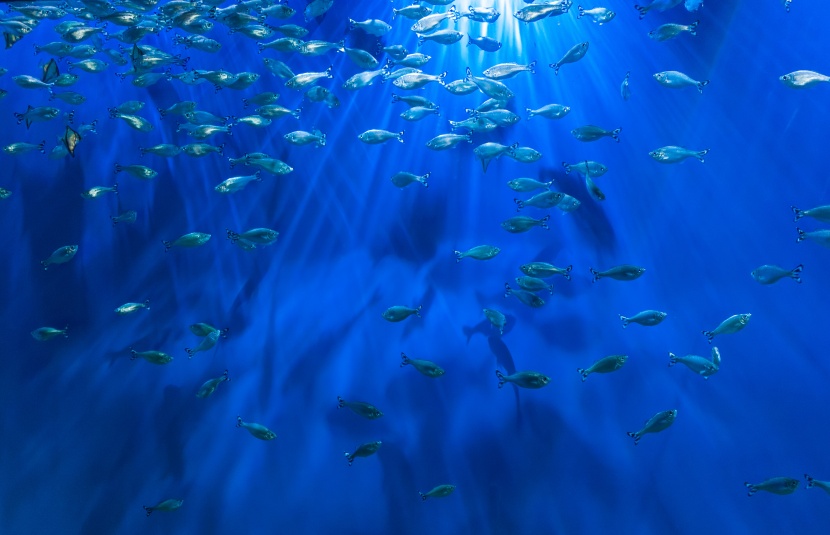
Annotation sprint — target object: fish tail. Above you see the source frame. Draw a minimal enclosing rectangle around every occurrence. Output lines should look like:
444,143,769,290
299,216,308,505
415,305,422,317
689,20,699,35
397,130,404,143
612,128,621,142
589,268,599,283
695,149,709,162
114,163,122,174
162,240,172,252
513,198,524,211
577,5,584,18
745,482,757,497
791,264,803,283
110,215,118,226
540,215,550,229
226,229,240,243
348,18,356,32
796,227,806,243
143,506,152,516
465,132,473,143
562,162,570,173
419,492,427,501
454,250,463,262
634,5,647,19
143,299,150,309
292,107,302,119
668,353,678,367
529,60,536,74
577,368,588,382
185,348,195,359
236,416,243,428
400,352,410,367
791,206,805,221
525,108,533,121
417,36,424,47
130,348,138,360
337,396,345,408
564,265,573,280
806,474,815,487
627,431,640,445
698,80,710,93
702,330,714,343
619,315,629,328
503,282,512,298
495,370,506,388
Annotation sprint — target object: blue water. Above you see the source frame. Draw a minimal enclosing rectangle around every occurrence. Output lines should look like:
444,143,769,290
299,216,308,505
2,0,830,533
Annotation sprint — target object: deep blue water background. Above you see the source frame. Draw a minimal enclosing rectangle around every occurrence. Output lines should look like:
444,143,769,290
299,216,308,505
2,0,830,533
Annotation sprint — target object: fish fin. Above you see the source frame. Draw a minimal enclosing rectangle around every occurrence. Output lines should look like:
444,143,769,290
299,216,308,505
792,264,803,283
495,370,505,388
400,352,410,367
619,315,628,328
796,227,805,242
589,268,599,283
577,368,588,382
668,353,677,367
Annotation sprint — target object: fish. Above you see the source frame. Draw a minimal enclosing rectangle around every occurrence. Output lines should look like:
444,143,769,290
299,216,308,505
226,228,279,247
751,264,803,285
349,18,392,36
804,474,830,495
444,79,479,96
467,35,501,52
419,485,456,500
163,232,211,251
501,215,550,234
572,125,621,142
514,191,563,211
521,263,572,279
649,21,699,41
550,41,589,74
359,129,404,144
394,4,433,20
143,499,183,516
668,347,721,379
649,146,709,163
621,71,631,100
411,6,459,33
702,314,751,343
514,1,572,23
463,6,501,23
744,478,799,497
527,104,571,120
515,276,553,294
495,370,550,389
41,245,78,270
627,410,677,445
474,142,517,172
619,310,667,328
81,185,118,199
382,305,422,322
196,370,229,399
401,106,440,121
792,205,830,223
390,171,430,188
111,210,137,226
483,308,506,334
589,265,646,282
284,130,326,147
797,228,830,248
577,6,616,24
418,29,464,46
465,67,514,100
285,66,333,90
426,132,473,150
634,0,684,19
3,141,46,155
139,144,182,158
577,355,628,382
507,178,553,192
337,396,383,419
186,330,221,358
400,352,444,377
779,70,830,89
454,245,500,262
504,282,545,307
115,300,150,315
31,326,69,341
215,173,262,194
115,163,157,180
236,416,276,440
393,71,447,90
653,70,709,93
344,441,382,466
130,348,173,365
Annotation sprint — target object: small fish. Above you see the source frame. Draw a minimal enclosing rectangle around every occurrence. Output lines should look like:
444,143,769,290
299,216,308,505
504,282,545,308
621,71,631,100
115,300,149,315
186,330,221,359
751,264,803,285
627,410,677,445
163,232,211,251
465,67,514,100
792,205,830,223
382,305,422,322
196,370,229,398
391,171,429,188
797,228,830,248
115,163,157,180
577,6,616,24
467,35,501,52
284,130,326,147
744,477,799,497
702,314,751,343
495,370,550,389
779,70,830,89
572,125,621,143
181,143,224,158
344,441,382,466
550,42,589,75
649,21,698,41
426,132,472,150
0,188,11,200
501,215,550,234
585,175,606,201
653,70,709,93
649,145,709,163
190,323,229,338
285,66,333,90
804,474,830,495
514,1,572,23
4,141,46,155
215,172,262,194
515,276,553,294
337,396,383,420
349,18,392,36
515,191,563,210
483,308,506,334
226,228,279,246
143,499,183,516
634,0,683,19
577,354,628,382
464,5,500,22
393,71,447,90
527,104,571,120
41,245,78,270
359,129,404,144
507,178,553,192
619,310,667,328
140,144,181,158
589,265,646,282
400,352,444,377
31,326,68,341
111,210,137,226
394,4,433,20
668,346,721,379
419,484,456,500
81,184,117,199
393,94,438,108
411,6,459,33
454,245,500,262
236,416,276,440
474,141,517,173
418,29,464,47
520,263,572,279
563,160,607,177
401,106,440,121
130,348,173,365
